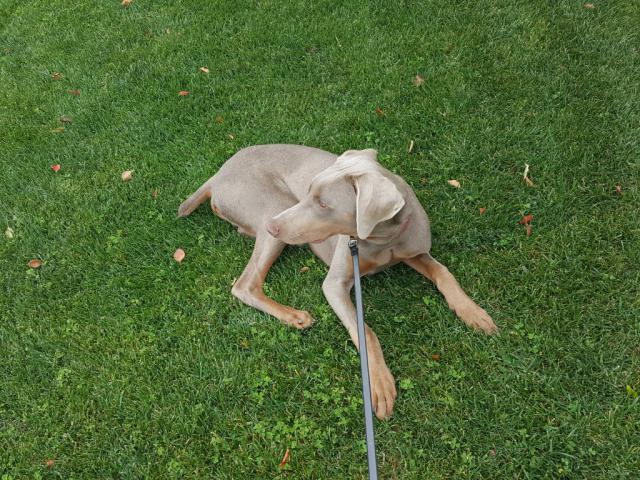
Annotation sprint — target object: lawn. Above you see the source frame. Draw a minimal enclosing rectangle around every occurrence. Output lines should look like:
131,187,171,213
1,0,639,478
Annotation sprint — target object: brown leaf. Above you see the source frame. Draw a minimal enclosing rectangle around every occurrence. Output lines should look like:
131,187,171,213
45,459,55,468
375,106,385,117
151,189,159,199
278,448,290,468
121,170,133,182
615,184,622,194
413,75,425,87
51,164,61,172
51,127,65,133
479,207,486,215
431,353,441,362
28,259,42,269
173,248,186,263
518,214,534,225
121,0,133,6
67,89,80,96
60,115,72,124
524,176,534,187
584,3,595,8
300,266,310,273
489,448,497,457
199,66,210,74
519,214,534,236
215,115,224,124
447,179,461,188
51,72,62,81
178,90,190,96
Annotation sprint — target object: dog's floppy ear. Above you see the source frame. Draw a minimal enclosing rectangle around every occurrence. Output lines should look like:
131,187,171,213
353,172,405,239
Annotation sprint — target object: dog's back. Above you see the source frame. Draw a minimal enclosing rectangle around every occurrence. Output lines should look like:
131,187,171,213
178,144,337,234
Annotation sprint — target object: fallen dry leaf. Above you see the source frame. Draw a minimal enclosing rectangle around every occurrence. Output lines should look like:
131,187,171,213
121,0,133,6
4,226,14,239
518,214,534,225
615,184,622,194
51,127,65,133
431,353,441,362
151,189,159,199
199,66,210,74
178,90,190,96
231,277,237,286
173,248,186,263
227,133,235,140
413,75,425,87
67,89,80,96
300,266,310,273
408,140,415,153
51,72,62,81
51,164,61,172
519,214,534,237
121,170,133,182
45,459,55,468
489,448,497,457
60,115,72,124
215,115,224,124
584,3,594,8
523,163,534,187
375,106,385,117
278,448,290,469
28,259,42,269
479,207,487,215
447,179,461,188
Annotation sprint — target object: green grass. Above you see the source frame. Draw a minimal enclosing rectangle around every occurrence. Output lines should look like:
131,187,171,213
1,0,639,478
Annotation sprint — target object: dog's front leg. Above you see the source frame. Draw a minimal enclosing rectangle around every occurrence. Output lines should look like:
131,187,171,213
322,240,397,420
405,253,498,334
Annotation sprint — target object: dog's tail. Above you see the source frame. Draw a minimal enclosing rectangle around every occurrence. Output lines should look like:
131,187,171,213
178,179,212,217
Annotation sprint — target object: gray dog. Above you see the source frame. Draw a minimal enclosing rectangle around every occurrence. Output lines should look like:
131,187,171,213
179,145,497,419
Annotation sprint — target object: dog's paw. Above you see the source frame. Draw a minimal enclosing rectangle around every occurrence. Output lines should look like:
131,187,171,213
455,301,498,335
282,309,314,330
371,364,397,420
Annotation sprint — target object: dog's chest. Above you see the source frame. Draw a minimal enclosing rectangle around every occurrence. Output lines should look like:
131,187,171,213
359,247,406,276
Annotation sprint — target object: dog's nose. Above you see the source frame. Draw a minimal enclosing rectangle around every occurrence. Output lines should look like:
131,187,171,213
266,221,280,237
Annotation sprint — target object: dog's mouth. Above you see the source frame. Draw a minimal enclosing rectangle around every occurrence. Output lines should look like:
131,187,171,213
282,230,329,245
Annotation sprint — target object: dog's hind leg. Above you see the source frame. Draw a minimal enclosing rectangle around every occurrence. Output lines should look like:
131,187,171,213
178,178,212,217
231,232,313,329
404,253,498,334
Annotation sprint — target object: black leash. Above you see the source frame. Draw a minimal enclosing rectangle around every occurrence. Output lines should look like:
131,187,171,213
348,237,378,480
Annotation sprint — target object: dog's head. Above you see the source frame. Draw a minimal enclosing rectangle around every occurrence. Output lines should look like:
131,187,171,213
266,149,405,244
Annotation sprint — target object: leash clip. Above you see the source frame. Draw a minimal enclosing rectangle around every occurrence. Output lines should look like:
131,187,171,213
348,237,358,256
